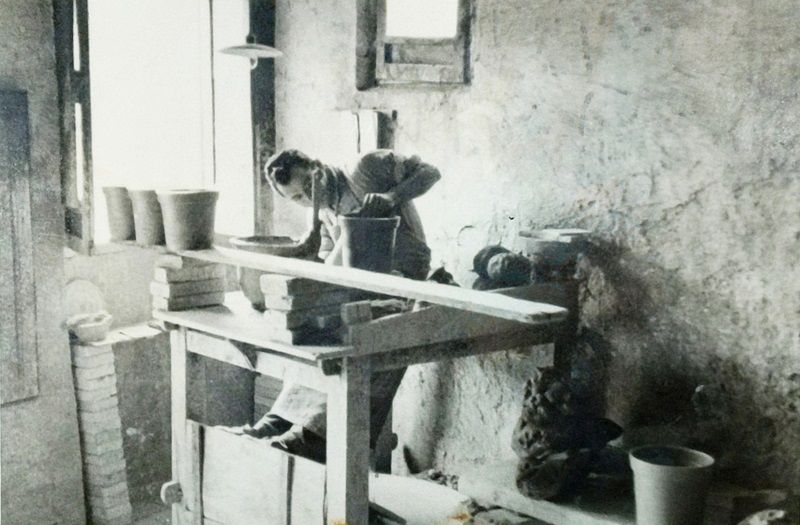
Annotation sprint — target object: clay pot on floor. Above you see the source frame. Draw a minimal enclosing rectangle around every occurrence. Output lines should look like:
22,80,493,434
629,445,715,525
156,190,218,251
102,186,135,241
128,189,165,246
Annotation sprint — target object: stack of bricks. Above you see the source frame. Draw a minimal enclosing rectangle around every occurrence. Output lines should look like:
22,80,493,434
151,254,226,311
259,274,356,344
253,374,283,421
71,344,133,525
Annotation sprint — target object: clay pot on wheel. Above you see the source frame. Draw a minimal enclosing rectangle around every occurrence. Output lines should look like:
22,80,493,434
338,215,400,274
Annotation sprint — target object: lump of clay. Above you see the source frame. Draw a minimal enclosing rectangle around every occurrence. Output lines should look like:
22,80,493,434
512,368,623,501
486,252,532,287
472,245,510,279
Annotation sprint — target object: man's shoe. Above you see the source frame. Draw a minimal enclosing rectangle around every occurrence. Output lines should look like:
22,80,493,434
220,413,293,439
270,426,327,463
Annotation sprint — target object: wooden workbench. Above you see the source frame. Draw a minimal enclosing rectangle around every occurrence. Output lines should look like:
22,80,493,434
157,249,573,525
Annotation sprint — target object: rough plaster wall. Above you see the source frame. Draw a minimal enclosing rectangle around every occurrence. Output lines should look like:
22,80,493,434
0,1,86,523
65,247,163,327
275,0,800,489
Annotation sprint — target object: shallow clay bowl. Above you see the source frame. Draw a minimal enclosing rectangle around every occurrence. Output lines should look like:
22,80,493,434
229,235,308,257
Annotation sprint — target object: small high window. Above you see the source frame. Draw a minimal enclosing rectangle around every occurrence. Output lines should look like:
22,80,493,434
384,0,458,38
358,0,471,88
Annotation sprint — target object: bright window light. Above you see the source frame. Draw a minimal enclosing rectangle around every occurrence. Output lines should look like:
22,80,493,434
385,0,458,39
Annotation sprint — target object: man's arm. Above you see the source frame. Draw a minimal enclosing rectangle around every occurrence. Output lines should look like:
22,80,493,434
317,222,335,261
361,154,441,216
294,208,326,260
386,155,441,204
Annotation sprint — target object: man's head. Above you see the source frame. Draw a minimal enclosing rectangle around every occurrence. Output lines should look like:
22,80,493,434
264,149,316,207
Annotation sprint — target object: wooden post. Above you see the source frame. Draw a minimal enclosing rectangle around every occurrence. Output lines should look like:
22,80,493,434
325,357,371,525
184,421,204,525
250,0,276,235
170,329,188,524
355,0,377,90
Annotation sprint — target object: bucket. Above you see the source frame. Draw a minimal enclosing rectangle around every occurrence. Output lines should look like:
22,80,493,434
629,445,715,525
102,186,135,241
128,189,165,246
156,190,218,251
339,215,400,273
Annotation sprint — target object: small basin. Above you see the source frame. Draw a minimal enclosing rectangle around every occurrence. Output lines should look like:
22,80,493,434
229,235,311,310
229,235,302,256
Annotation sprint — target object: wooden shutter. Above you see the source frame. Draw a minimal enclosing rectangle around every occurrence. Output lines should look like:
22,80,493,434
0,90,40,405
53,0,94,254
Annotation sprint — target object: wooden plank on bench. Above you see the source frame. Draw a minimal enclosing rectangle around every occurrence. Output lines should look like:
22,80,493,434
153,293,354,362
178,248,567,325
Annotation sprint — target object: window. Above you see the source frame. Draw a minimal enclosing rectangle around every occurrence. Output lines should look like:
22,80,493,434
360,0,471,87
54,0,271,250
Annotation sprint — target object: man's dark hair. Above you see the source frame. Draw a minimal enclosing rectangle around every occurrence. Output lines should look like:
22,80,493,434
264,149,315,185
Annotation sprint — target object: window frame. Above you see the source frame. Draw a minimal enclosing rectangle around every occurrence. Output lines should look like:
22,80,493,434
374,0,471,85
53,0,276,249
53,0,94,254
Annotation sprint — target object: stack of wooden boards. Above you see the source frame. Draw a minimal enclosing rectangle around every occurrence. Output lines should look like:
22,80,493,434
258,273,359,344
151,254,227,311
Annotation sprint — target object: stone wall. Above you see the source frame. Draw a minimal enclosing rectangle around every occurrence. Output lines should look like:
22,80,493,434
0,1,86,523
273,0,800,489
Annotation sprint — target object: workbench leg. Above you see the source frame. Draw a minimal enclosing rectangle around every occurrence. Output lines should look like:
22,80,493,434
170,329,188,525
183,421,203,525
326,357,371,525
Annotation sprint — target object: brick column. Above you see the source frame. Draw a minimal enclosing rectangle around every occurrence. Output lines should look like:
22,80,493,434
71,344,133,525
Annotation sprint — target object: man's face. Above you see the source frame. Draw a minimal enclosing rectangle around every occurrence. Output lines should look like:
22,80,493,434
278,166,313,207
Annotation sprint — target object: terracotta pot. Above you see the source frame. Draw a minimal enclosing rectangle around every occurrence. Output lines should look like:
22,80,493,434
102,186,135,241
156,190,218,251
630,445,714,525
339,215,399,274
128,189,165,246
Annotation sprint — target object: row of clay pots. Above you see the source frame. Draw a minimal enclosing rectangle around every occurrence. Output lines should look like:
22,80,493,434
102,187,218,251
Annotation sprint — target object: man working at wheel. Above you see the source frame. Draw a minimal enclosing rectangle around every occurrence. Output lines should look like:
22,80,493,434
231,148,441,461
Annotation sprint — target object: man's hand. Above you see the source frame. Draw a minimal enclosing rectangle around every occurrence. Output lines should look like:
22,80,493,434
295,224,322,258
360,192,397,218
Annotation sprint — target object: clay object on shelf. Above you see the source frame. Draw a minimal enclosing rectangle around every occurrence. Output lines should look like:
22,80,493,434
486,252,532,287
66,311,113,343
157,190,218,251
472,245,510,279
128,189,165,246
102,186,135,241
